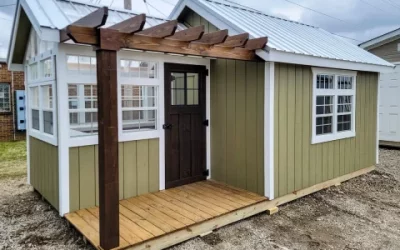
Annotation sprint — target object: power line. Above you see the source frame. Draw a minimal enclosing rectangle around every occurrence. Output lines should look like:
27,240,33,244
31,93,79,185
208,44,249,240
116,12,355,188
358,0,394,14
381,0,400,10
280,0,347,23
334,33,362,42
143,0,152,16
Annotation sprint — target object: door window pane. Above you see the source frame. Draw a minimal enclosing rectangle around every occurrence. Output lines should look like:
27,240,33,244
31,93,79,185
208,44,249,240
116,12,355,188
171,73,185,105
187,73,199,105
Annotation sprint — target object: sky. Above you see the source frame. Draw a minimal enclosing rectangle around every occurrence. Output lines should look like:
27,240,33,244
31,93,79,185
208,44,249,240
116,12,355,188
0,0,399,58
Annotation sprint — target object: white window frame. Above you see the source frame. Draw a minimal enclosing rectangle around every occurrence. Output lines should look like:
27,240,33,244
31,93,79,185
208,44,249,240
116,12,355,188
312,67,357,144
27,52,57,145
118,56,160,141
0,83,11,113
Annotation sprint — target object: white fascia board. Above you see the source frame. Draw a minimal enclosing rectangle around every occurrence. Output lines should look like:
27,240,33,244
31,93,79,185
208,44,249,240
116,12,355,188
8,63,24,71
360,29,400,50
257,49,395,73
169,0,244,35
7,3,21,68
168,0,187,19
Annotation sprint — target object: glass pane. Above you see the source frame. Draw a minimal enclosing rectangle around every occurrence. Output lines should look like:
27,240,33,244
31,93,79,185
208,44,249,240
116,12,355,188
338,76,353,89
30,87,39,108
316,95,333,115
0,84,10,112
79,56,91,75
32,109,40,130
90,57,97,74
42,85,53,109
120,60,130,77
42,58,52,78
43,111,53,135
316,116,332,135
187,73,199,105
337,114,352,132
171,73,185,105
129,61,140,78
316,75,334,89
122,110,157,131
338,96,352,113
67,55,79,73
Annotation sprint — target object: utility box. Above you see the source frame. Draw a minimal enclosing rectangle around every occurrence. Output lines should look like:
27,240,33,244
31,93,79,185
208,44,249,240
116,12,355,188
14,90,26,131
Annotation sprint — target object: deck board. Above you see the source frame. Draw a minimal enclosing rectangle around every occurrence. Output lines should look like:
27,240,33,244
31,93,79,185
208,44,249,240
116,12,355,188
65,180,268,250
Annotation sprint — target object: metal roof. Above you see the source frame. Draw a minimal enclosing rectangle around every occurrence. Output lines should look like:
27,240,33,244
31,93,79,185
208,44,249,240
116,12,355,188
24,0,186,30
359,27,400,50
172,0,393,67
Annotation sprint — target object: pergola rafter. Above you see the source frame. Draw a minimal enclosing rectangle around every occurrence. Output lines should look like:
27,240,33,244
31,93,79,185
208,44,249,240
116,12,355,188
59,6,268,250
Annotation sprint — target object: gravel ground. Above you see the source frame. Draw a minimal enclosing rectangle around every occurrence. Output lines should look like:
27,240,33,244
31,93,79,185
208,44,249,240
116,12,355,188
1,148,400,250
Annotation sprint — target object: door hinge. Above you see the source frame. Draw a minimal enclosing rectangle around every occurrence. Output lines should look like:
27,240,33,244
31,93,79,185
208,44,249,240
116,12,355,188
203,169,210,177
163,124,172,129
203,120,209,126
205,69,209,76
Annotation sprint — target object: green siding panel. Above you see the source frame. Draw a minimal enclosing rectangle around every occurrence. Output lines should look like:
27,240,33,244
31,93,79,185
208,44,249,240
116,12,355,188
210,59,265,196
182,8,264,195
69,139,159,212
274,63,378,198
29,137,59,211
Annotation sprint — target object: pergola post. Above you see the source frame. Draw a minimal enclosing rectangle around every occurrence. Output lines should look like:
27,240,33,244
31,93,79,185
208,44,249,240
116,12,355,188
96,48,119,250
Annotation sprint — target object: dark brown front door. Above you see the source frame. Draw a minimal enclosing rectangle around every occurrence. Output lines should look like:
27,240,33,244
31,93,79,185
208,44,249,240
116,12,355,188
164,63,207,189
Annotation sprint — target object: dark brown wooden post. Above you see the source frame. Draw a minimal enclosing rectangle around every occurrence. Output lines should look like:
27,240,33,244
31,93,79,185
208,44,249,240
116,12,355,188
97,49,119,250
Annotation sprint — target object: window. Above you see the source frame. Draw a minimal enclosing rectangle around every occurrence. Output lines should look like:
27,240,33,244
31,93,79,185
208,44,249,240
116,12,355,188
30,86,40,130
312,68,356,144
0,83,10,112
120,59,157,79
29,84,54,134
121,85,158,132
68,84,98,137
171,72,199,105
67,55,97,75
42,85,54,135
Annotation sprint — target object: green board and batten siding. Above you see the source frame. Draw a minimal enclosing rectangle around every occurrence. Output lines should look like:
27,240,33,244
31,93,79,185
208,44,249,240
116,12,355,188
182,8,265,195
29,136,59,210
69,139,159,212
274,63,378,198
210,59,265,195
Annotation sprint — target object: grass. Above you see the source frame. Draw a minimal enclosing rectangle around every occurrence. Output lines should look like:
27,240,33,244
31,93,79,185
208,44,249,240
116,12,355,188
0,141,27,179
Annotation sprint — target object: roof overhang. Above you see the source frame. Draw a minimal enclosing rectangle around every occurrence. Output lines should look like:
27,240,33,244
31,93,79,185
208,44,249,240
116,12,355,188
171,0,394,72
257,49,394,73
359,28,400,50
7,0,60,70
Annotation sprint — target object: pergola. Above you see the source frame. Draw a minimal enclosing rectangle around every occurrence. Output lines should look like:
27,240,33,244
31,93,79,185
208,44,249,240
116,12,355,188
61,6,268,250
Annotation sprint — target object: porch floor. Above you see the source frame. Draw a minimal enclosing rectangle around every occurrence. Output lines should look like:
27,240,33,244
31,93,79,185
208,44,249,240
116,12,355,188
65,180,268,250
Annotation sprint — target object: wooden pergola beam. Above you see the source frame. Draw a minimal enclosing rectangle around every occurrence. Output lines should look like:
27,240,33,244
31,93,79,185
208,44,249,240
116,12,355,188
215,33,249,48
60,7,108,42
166,25,205,42
245,37,269,50
191,29,228,45
136,20,178,38
108,13,146,33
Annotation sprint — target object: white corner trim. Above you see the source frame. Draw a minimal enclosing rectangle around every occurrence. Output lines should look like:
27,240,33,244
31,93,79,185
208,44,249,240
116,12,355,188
56,46,70,216
257,49,395,73
264,62,274,200
376,73,381,164
25,65,31,185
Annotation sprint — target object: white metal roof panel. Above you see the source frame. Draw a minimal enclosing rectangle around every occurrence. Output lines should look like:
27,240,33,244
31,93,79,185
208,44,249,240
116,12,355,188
25,0,185,30
194,0,392,67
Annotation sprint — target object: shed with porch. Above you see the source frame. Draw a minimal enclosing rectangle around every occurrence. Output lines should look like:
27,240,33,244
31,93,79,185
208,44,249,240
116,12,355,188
8,0,393,249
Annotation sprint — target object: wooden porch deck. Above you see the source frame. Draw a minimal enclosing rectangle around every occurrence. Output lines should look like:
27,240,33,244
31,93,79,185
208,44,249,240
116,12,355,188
65,180,268,250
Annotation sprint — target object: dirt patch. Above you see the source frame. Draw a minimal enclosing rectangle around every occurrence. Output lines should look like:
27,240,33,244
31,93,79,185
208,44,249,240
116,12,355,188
0,178,93,250
1,148,400,249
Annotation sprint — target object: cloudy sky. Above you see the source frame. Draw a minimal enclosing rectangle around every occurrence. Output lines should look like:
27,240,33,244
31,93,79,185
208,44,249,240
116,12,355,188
0,0,399,58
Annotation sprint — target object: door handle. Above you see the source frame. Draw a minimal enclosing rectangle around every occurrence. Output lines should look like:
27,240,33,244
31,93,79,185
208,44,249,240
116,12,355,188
163,124,172,129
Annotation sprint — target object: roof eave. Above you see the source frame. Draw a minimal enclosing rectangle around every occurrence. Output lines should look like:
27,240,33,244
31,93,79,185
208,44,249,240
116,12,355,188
359,28,400,50
258,49,395,73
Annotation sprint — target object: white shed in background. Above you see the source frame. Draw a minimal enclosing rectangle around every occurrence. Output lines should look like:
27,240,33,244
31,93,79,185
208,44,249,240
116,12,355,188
360,28,400,147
